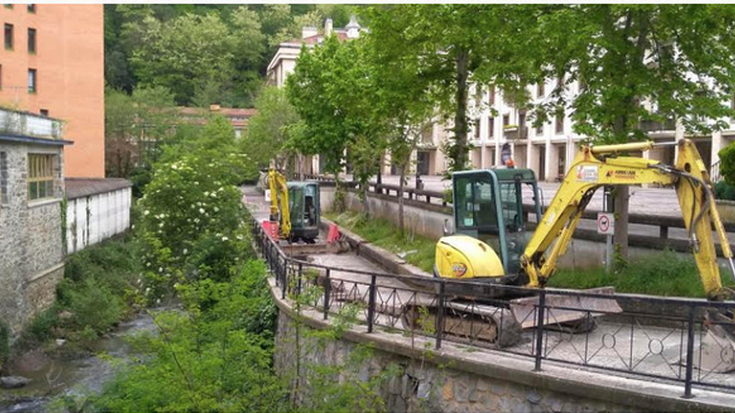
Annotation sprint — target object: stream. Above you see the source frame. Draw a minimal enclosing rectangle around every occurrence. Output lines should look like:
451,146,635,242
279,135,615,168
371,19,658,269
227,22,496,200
0,310,162,413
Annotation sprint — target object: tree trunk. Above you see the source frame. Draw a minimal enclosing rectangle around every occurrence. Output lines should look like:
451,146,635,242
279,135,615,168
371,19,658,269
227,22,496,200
453,50,470,171
398,165,406,234
613,185,629,264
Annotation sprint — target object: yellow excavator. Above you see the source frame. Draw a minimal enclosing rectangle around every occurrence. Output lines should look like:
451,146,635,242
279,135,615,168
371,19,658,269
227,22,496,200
420,138,735,353
266,168,321,243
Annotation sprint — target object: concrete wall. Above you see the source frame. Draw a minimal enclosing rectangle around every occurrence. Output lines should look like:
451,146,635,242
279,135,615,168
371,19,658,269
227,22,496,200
66,186,131,254
0,141,64,335
274,310,637,413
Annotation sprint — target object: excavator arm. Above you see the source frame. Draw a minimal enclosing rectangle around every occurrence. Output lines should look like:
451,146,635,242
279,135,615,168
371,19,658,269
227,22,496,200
268,168,291,239
521,139,735,300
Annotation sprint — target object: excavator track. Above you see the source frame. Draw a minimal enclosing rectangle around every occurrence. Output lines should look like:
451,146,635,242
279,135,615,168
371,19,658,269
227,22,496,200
401,302,522,348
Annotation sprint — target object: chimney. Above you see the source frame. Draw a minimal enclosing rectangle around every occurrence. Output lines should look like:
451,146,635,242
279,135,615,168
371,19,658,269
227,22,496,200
209,104,221,112
325,18,333,36
302,26,318,39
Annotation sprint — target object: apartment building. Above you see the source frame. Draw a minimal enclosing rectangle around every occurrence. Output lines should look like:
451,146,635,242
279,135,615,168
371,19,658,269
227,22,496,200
463,80,735,182
0,4,104,178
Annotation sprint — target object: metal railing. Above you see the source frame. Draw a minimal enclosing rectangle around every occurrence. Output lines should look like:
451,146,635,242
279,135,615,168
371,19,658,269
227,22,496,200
253,218,735,397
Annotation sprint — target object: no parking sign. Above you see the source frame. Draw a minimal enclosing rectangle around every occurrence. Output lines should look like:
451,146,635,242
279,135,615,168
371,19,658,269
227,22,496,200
597,212,615,235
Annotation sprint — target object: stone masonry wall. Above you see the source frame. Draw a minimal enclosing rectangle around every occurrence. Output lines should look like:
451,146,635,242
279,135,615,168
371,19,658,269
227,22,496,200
274,310,634,413
0,142,64,335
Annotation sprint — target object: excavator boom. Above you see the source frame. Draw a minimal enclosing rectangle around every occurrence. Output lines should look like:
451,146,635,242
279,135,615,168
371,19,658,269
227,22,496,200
268,168,291,239
521,139,734,300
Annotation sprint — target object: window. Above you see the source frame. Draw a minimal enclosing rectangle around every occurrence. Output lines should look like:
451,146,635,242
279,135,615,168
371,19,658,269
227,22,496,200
0,151,7,204
537,82,545,99
4,23,12,49
40,109,48,117
555,110,564,134
489,85,495,105
27,68,36,93
474,118,481,140
488,117,494,138
27,4,35,13
536,120,543,135
27,153,55,200
4,4,11,9
503,114,510,127
27,28,35,53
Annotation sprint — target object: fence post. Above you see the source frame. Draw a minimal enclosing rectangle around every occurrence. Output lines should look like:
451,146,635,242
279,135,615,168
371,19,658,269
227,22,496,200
281,257,287,300
683,305,696,399
533,290,546,372
323,268,331,320
435,281,446,349
367,275,377,333
297,263,303,296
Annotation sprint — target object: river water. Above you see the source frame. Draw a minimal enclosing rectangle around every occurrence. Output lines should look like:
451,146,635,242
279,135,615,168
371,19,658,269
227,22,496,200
0,310,160,413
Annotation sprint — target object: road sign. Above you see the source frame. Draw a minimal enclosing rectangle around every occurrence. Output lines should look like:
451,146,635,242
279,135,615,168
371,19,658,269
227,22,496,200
597,212,614,235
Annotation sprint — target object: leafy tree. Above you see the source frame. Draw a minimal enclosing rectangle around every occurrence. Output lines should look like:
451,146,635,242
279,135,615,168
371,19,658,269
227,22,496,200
520,4,735,260
129,13,237,105
287,36,386,214
244,86,300,171
104,86,178,180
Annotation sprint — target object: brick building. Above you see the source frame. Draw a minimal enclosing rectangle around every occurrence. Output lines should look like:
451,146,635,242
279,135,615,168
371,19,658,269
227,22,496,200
0,4,104,178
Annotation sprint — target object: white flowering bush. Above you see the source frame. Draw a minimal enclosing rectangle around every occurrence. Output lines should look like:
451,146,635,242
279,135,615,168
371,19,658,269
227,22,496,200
136,120,257,301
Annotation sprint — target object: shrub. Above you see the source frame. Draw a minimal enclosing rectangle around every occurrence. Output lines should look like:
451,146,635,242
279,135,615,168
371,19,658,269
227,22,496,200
715,180,735,201
719,142,735,186
59,277,125,335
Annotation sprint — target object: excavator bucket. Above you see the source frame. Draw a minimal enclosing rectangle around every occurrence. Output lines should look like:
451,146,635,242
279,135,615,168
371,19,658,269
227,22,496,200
509,287,623,330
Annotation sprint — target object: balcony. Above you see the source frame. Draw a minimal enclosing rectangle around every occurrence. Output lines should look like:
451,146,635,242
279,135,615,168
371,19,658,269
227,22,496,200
504,125,528,140
0,108,64,140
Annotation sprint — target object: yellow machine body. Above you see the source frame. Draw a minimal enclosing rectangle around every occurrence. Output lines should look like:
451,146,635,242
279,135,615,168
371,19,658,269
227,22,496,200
435,235,505,280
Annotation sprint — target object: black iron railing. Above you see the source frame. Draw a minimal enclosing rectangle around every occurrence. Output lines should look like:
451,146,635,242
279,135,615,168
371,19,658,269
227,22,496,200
252,218,735,397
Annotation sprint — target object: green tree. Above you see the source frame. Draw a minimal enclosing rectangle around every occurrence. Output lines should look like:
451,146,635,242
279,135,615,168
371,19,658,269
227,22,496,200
104,86,178,179
244,86,300,171
129,13,238,105
520,4,735,260
287,36,386,214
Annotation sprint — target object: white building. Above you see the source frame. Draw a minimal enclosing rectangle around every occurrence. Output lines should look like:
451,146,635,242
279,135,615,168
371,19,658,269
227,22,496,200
267,19,735,181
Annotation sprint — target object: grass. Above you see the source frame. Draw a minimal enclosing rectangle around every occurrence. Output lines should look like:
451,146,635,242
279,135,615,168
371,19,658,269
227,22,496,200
549,249,735,298
324,210,436,273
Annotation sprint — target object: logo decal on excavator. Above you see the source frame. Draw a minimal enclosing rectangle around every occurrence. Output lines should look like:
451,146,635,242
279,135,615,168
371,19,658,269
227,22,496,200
606,170,636,179
452,263,467,277
576,165,599,182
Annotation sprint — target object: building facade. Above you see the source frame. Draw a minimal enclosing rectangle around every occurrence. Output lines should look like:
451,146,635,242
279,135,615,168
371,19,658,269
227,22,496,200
178,105,255,139
0,109,69,334
0,4,104,178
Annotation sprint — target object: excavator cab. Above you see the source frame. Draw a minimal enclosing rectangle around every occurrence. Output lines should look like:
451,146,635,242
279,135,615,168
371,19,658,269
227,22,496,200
287,182,320,243
451,169,543,276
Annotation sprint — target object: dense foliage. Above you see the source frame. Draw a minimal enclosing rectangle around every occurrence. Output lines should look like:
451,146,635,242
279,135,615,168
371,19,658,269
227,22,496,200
105,4,366,107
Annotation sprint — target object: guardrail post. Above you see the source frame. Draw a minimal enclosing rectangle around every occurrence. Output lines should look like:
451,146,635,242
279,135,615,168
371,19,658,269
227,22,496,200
323,269,331,319
533,290,546,372
436,281,446,349
281,257,287,300
683,305,696,399
660,225,669,240
297,263,303,296
367,275,377,333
